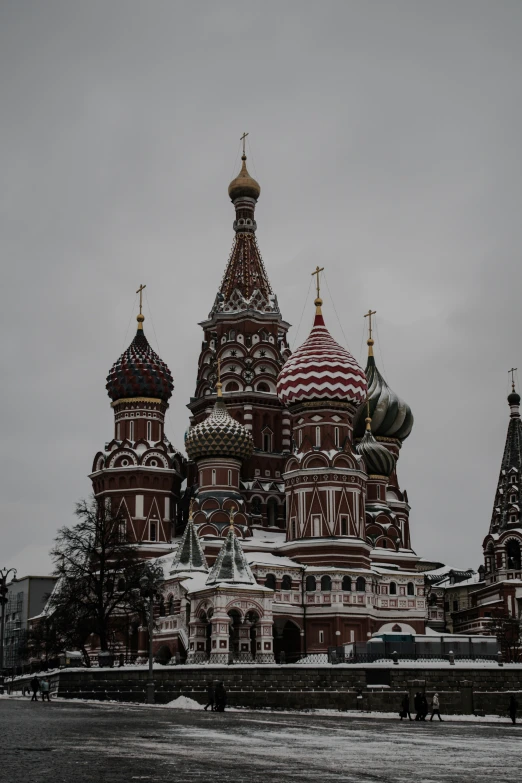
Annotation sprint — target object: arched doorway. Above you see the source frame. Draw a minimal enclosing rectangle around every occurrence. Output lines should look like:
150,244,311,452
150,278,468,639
267,498,278,527
246,611,259,658
507,539,521,570
228,609,242,658
273,619,301,663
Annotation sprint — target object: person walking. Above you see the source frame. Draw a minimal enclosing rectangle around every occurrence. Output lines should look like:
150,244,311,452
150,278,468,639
414,691,423,721
214,681,227,712
204,681,215,711
420,693,429,721
400,693,412,721
30,676,40,702
430,692,443,721
40,678,51,702
508,694,518,725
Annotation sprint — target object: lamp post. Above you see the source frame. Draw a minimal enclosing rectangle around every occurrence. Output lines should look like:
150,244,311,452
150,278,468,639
0,567,17,687
139,571,156,705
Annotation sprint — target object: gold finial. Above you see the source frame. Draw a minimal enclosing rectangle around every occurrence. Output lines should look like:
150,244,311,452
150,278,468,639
364,309,376,356
311,265,324,313
229,507,235,529
240,131,249,158
136,284,146,330
188,498,194,522
216,356,223,397
365,398,372,432
509,367,518,393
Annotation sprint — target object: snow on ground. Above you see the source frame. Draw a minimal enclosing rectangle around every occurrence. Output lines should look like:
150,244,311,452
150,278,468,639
165,695,202,710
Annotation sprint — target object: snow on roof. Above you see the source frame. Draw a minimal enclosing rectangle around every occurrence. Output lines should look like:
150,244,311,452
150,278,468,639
245,552,297,568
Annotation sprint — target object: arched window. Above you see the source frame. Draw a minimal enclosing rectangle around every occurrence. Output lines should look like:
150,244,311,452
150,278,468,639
306,575,317,592
129,420,134,441
147,421,152,441
315,426,321,447
167,595,174,615
389,582,397,595
407,582,415,596
356,577,366,592
251,497,261,515
159,597,166,617
298,429,303,447
212,469,216,486
281,575,292,590
334,427,339,447
342,576,352,592
116,423,121,440
321,575,332,592
507,539,521,570
228,470,232,486
263,430,272,452
257,382,270,393
265,573,276,590
267,497,278,527
225,381,239,392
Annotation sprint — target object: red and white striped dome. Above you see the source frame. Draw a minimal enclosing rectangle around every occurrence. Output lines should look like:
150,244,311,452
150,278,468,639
277,309,367,406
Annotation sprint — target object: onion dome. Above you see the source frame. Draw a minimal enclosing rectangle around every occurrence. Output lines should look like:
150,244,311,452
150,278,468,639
356,415,396,477
277,297,367,406
228,154,261,201
106,314,174,403
353,345,413,441
185,381,253,461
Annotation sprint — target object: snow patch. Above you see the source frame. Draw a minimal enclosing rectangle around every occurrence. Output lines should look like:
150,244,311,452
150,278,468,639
165,695,202,710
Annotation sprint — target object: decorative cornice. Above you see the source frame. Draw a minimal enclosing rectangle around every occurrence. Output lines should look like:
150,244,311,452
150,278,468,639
111,397,164,408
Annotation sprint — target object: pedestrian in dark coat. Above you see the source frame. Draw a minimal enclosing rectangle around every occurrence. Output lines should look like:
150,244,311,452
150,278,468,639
414,691,422,721
204,682,215,711
400,693,412,721
214,681,227,712
508,695,518,725
30,676,40,702
420,694,428,720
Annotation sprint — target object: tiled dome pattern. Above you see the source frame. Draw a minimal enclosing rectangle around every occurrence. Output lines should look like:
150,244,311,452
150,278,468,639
277,312,367,406
185,398,254,461
353,355,413,441
356,428,396,477
106,329,174,403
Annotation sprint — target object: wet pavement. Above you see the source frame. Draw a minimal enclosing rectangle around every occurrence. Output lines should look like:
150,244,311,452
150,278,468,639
0,698,520,783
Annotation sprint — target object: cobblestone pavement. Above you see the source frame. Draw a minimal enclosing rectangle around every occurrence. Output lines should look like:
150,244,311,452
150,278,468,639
0,698,520,783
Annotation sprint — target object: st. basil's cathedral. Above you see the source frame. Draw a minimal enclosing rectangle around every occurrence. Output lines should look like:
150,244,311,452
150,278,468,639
89,144,518,664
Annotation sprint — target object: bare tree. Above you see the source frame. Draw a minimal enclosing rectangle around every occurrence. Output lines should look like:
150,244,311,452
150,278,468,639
49,497,163,655
487,608,522,662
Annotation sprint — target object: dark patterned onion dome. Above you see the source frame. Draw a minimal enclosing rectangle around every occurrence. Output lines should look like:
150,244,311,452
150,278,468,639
353,354,413,441
228,154,261,201
106,324,174,403
277,307,367,406
185,395,253,461
356,424,396,477
508,390,521,406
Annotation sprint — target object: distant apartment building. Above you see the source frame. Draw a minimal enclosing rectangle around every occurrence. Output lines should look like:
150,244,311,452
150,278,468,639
2,575,57,669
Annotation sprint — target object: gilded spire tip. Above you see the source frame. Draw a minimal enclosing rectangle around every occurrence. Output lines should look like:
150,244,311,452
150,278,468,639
136,284,146,330
364,309,376,357
312,266,324,317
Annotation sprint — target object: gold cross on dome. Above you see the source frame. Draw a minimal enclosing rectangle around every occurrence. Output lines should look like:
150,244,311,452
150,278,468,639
311,266,324,299
509,367,518,391
229,507,236,529
364,309,377,340
136,284,146,315
240,132,249,155
188,498,194,522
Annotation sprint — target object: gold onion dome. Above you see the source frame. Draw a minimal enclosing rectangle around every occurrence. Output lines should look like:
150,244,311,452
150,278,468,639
185,388,254,462
228,154,261,201
355,417,397,478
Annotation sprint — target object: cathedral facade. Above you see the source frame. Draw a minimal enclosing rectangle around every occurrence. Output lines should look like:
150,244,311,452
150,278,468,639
92,148,429,663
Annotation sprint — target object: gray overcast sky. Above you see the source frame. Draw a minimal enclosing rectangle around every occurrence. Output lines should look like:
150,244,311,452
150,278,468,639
2,0,522,577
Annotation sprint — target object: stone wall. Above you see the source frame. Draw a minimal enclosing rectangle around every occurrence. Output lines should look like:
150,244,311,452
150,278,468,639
10,664,522,715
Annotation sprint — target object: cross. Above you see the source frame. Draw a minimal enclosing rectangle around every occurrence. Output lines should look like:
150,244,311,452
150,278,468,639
229,507,236,529
188,498,194,521
509,367,518,391
240,132,249,156
136,284,146,315
311,266,324,299
364,309,377,340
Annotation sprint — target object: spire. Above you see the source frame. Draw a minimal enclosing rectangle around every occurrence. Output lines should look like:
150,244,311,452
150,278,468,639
136,284,146,331
364,309,376,357
489,382,522,533
170,501,208,575
206,518,256,586
311,265,325,324
211,139,278,317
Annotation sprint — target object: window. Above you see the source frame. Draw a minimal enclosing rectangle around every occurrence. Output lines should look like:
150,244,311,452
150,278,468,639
291,517,297,539
340,516,348,536
407,582,415,596
116,423,121,440
452,600,458,612
147,421,152,441
257,382,270,393
129,420,134,440
281,575,292,590
389,582,397,595
312,515,321,537
306,575,316,592
321,575,332,592
319,630,324,644
267,498,278,526
251,497,261,515
507,539,521,570
315,426,321,447
356,577,366,592
334,427,339,447
265,574,276,590
511,475,517,484
298,429,303,447
212,469,216,486
135,495,144,519
381,539,387,548
164,497,170,520
150,521,157,542
342,576,352,591
262,430,272,452
511,494,517,503
228,470,232,486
